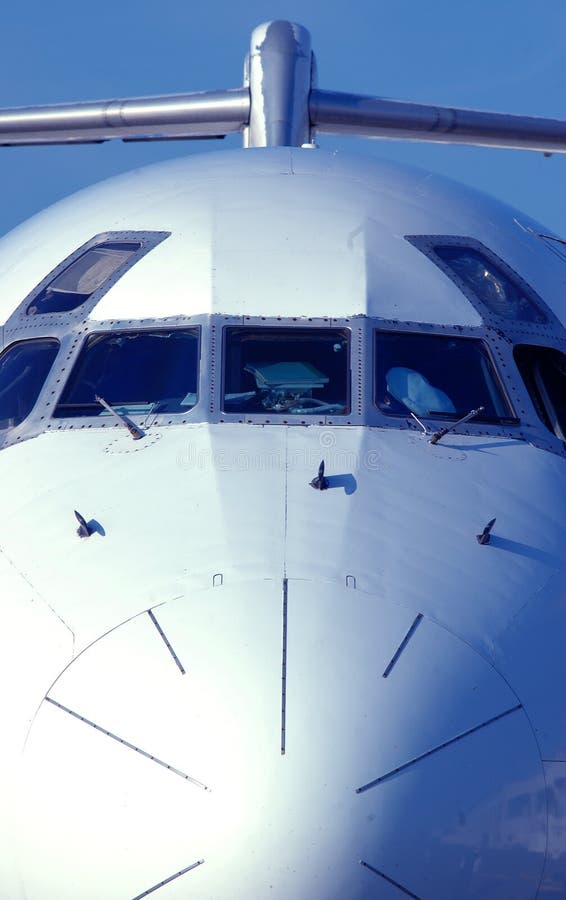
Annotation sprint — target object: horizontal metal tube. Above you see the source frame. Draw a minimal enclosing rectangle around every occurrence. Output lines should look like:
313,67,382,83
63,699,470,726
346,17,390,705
0,88,250,145
311,89,566,153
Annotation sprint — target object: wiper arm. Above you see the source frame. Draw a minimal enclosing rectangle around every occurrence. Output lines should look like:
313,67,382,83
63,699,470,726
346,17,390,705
429,406,484,445
95,395,145,440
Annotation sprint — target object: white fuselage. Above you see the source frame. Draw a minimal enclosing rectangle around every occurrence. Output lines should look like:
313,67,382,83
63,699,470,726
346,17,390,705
0,148,565,899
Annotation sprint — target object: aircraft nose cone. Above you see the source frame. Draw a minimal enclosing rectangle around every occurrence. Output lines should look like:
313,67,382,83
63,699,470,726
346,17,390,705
17,581,545,899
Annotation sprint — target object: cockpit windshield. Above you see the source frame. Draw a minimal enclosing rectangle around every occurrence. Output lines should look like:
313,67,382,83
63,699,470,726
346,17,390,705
54,329,199,418
223,327,349,415
375,331,513,421
0,339,59,430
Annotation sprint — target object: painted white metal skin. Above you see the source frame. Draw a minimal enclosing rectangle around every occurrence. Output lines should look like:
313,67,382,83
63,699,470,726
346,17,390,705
1,147,566,900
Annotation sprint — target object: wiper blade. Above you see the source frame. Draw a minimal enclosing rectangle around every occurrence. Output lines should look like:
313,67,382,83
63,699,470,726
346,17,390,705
56,402,101,409
429,406,484,445
95,394,145,440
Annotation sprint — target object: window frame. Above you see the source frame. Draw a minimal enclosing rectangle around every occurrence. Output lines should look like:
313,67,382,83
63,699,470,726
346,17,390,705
50,323,203,430
25,240,145,317
373,328,517,425
0,336,60,432
4,231,170,336
218,318,357,425
405,235,557,332
514,344,566,442
2,314,562,453
364,319,526,441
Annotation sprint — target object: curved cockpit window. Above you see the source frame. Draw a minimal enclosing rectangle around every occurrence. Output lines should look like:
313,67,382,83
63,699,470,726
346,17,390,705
406,236,549,325
223,327,349,415
433,246,547,323
514,345,566,440
26,242,142,315
375,331,513,421
54,329,199,418
0,339,59,429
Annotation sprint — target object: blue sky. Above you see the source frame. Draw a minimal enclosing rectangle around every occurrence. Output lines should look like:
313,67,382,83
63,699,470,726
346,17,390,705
0,0,565,237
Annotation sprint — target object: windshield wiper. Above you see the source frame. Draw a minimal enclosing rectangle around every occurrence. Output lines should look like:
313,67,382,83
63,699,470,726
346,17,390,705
95,395,145,440
429,406,484,445
56,402,101,409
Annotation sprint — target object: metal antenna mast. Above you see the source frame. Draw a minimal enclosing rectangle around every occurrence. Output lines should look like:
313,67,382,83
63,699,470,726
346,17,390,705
1,20,566,152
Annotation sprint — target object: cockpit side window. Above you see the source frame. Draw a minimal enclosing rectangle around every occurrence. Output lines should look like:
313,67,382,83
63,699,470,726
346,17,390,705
375,331,513,422
433,246,547,323
514,345,566,440
223,327,349,415
20,231,169,318
406,236,549,325
0,339,59,430
27,242,141,315
54,329,199,418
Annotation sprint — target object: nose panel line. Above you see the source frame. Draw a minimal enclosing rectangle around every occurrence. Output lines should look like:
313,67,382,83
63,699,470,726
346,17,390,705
382,613,424,678
131,859,205,900
44,696,210,790
147,609,186,675
356,703,523,793
281,577,288,755
359,859,422,899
